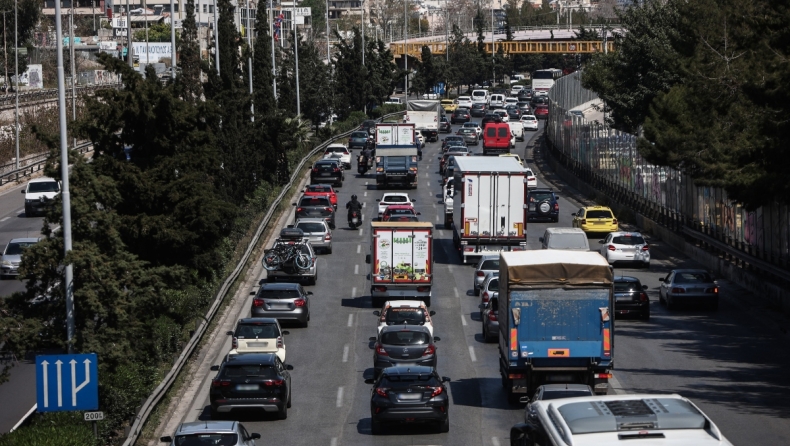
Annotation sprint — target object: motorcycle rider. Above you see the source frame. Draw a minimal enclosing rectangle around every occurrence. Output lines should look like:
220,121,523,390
346,194,363,225
362,146,373,166
416,135,423,161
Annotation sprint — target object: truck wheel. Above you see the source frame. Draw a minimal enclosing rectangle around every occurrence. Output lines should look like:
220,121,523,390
444,216,451,229
507,388,521,405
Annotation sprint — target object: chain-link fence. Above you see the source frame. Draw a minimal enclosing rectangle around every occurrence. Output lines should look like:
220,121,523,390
546,72,790,269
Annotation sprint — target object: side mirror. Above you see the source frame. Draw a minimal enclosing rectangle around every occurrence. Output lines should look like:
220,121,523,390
364,378,375,385
307,291,314,295
598,240,605,244
20,190,25,194
282,330,290,335
160,436,173,443
369,337,377,342
365,254,371,264
433,336,441,342
373,311,381,316
429,311,436,316
285,364,294,370
642,285,648,290
226,330,234,336
442,376,451,382
249,433,261,440
411,199,416,202
416,212,421,215
519,396,531,403
210,365,219,371
571,212,576,216
538,237,544,243
292,203,297,206
375,198,381,201
658,278,665,282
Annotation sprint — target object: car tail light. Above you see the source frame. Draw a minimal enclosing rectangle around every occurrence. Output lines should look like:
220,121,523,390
375,387,389,397
482,292,490,303
416,286,430,292
671,287,685,294
594,373,613,379
333,167,340,172
512,246,525,251
464,247,474,252
293,298,306,307
608,245,616,251
325,207,333,212
508,373,525,379
211,379,231,388
430,387,443,397
312,168,318,172
612,219,618,225
706,287,719,294
264,379,284,386
253,298,264,307
422,344,436,356
277,336,284,349
476,271,485,277
375,343,389,356
296,207,304,213
488,312,498,322
641,245,650,251
553,203,559,211
324,234,332,240
580,219,587,224
231,337,238,349
639,292,648,302
527,177,535,181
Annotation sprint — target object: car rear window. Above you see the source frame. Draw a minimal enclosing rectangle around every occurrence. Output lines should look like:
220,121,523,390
674,272,713,284
221,364,277,378
326,146,347,153
614,282,642,292
487,279,499,291
486,127,496,137
380,375,441,388
586,210,614,219
497,128,508,137
296,222,327,233
380,331,431,345
472,104,484,109
548,234,588,250
383,195,409,203
174,434,239,446
258,288,301,299
388,209,416,216
299,197,331,206
307,185,332,193
530,192,554,202
351,132,368,138
235,323,279,338
480,259,499,270
385,308,426,325
316,161,338,170
612,235,645,245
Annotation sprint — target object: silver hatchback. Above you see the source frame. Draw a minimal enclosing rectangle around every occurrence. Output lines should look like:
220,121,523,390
160,420,260,445
473,255,500,295
1,237,40,278
293,219,332,254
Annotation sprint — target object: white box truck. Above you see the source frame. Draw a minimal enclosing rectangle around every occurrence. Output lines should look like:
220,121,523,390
375,123,416,147
366,222,434,307
451,157,528,264
404,100,441,142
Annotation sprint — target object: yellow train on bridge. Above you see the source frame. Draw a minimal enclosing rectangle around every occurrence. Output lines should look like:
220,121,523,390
390,40,615,59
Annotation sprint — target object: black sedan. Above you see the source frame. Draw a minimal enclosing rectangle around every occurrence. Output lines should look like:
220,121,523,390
441,136,465,152
614,276,650,320
310,159,344,187
450,108,471,124
365,366,451,435
209,353,293,420
369,325,440,376
439,116,452,133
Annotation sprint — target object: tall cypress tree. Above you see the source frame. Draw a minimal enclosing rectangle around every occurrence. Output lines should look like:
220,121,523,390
176,0,203,101
332,27,367,117
252,5,276,117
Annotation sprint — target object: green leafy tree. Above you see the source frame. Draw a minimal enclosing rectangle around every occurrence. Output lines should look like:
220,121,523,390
413,45,445,96
365,38,398,106
0,0,42,79
134,22,180,43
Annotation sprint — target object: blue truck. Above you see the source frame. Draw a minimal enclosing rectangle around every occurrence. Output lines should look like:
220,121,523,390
498,250,614,403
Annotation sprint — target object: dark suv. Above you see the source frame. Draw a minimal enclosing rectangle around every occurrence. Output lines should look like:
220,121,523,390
614,276,650,320
451,108,471,124
439,116,452,133
481,113,502,128
310,159,344,187
527,188,559,222
209,353,293,420
470,103,487,117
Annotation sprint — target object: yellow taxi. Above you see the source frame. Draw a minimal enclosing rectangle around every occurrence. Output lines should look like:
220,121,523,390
572,205,619,233
441,99,458,113
499,153,524,167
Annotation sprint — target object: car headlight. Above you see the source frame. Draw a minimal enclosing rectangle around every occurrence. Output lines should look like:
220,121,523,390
1,260,12,267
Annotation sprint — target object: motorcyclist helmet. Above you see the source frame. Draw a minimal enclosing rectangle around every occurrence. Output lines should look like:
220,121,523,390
352,194,358,200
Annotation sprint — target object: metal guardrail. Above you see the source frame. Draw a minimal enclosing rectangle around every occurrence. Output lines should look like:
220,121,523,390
0,84,122,109
388,23,623,44
0,142,94,186
121,111,406,446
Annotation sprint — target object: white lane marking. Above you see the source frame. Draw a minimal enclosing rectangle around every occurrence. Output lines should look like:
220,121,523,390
51,225,61,233
330,438,338,446
454,287,459,298
347,313,354,327
609,372,627,395
354,264,359,274
433,202,437,208
461,314,468,326
336,387,344,408
448,264,454,273
365,182,369,185
357,244,361,254
0,217,9,222
358,228,363,236
469,346,477,362
435,214,439,222
342,344,349,362
364,191,367,197
492,437,501,446
362,202,366,207
425,172,429,178
352,287,357,297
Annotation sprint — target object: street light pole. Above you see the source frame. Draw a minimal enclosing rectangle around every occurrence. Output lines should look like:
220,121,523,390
14,0,19,169
292,0,300,115
403,0,407,103
69,6,76,151
170,0,177,78
2,11,7,93
325,0,330,64
491,3,494,85
213,0,219,74
126,0,133,67
247,0,253,120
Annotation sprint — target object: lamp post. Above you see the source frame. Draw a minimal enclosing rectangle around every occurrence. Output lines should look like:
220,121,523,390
403,0,407,104
292,0,300,115
325,0,330,64
247,0,253,120
214,0,219,74
69,6,76,151
2,11,8,93
126,0,133,67
170,0,176,77
14,0,19,169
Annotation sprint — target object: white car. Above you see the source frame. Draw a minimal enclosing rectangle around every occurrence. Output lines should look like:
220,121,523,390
525,168,537,188
493,109,509,122
509,121,524,142
599,231,651,268
510,85,524,96
504,97,519,107
520,114,539,131
373,300,435,336
324,143,351,169
23,177,61,217
462,121,483,137
226,318,288,363
376,193,414,219
457,96,473,109
421,93,439,99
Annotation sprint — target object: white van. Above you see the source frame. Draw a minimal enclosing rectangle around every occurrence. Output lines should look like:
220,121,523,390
471,89,488,104
511,394,733,446
539,227,590,251
508,122,524,142
489,94,506,109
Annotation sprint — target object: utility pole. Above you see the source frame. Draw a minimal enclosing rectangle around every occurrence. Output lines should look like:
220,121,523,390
2,11,7,93
69,7,76,151
170,0,176,77
126,0,133,67
247,0,253,120
491,3,494,85
14,0,19,169
403,0,407,104
293,6,300,115
270,0,276,98
54,0,75,355
213,0,219,74
325,0,330,64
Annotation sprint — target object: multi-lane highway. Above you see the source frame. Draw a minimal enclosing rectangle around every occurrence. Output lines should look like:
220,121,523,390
162,119,790,445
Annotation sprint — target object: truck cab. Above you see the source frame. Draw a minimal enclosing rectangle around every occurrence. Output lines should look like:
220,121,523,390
375,149,419,189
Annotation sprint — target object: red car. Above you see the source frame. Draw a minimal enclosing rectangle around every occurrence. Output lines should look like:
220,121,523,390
381,204,421,222
534,105,549,119
304,184,338,209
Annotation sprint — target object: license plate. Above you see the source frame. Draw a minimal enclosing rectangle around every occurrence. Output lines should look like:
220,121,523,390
236,384,259,391
321,173,330,176
594,222,606,225
689,288,704,293
398,393,423,400
247,342,269,347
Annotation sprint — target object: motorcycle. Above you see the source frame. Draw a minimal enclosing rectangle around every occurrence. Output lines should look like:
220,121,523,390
357,154,369,174
349,210,362,229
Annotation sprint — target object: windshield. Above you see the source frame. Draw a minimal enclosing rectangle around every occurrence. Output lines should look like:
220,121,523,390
612,235,645,245
548,234,588,250
299,197,331,207
458,96,471,101
258,289,301,299
472,104,484,109
28,181,60,193
674,272,713,284
380,375,441,388
221,364,277,378
381,331,431,345
529,192,554,201
472,91,486,97
296,222,327,233
385,308,426,325
235,323,279,338
383,195,409,203
174,434,239,446
316,161,338,170
4,242,36,256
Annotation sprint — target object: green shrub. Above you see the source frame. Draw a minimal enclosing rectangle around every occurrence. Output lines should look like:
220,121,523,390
0,412,96,446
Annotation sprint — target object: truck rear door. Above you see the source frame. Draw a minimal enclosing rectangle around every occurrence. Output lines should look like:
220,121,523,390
372,228,432,284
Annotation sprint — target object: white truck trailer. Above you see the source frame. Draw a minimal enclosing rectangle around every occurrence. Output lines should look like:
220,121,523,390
367,222,434,307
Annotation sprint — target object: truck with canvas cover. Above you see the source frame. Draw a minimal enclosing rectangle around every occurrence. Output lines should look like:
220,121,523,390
366,222,434,308
404,100,441,142
451,156,527,264
498,250,614,403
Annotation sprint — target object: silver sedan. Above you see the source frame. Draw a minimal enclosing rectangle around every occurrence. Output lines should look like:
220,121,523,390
659,269,719,310
456,128,479,146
